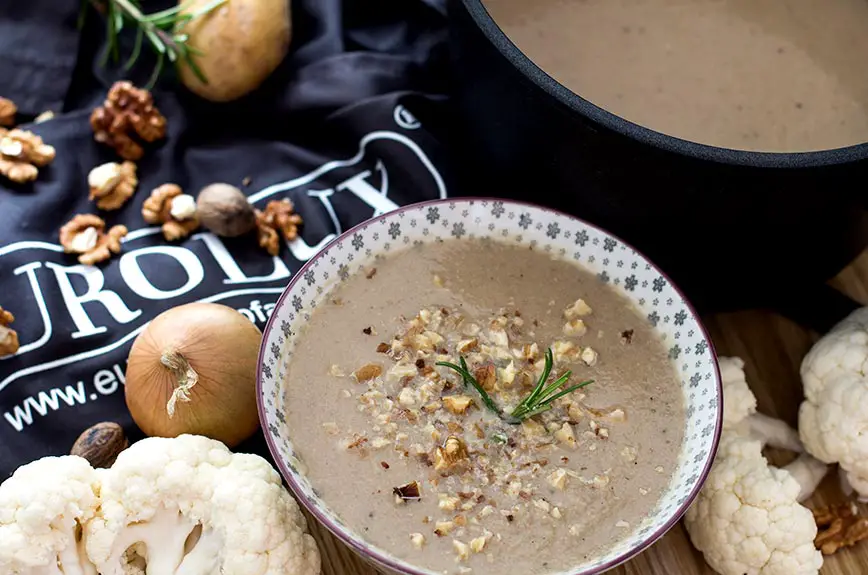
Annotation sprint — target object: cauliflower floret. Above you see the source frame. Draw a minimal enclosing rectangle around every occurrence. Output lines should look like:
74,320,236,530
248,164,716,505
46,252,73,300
685,436,822,575
799,372,868,498
800,306,868,402
685,357,826,575
0,456,100,575
719,357,757,428
719,357,802,452
798,307,868,500
87,435,321,575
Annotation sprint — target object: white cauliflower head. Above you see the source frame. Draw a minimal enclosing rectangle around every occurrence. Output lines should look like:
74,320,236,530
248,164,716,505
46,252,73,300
0,456,100,575
86,434,321,575
801,306,868,402
684,436,822,575
719,356,756,429
799,306,868,499
685,357,824,575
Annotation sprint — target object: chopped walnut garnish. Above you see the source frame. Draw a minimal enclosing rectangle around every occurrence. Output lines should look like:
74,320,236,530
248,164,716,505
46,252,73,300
814,503,868,555
581,347,599,366
141,183,199,240
552,340,580,363
0,306,19,357
563,319,588,337
376,342,391,354
353,363,383,383
443,395,474,415
434,436,469,473
473,364,496,391
470,535,488,553
554,423,578,449
59,214,128,265
0,97,15,126
453,539,471,561
410,532,426,549
345,434,368,450
434,521,454,536
548,468,569,490
88,161,138,210
0,128,56,183
439,494,461,511
593,475,610,488
393,481,422,501
457,338,479,353
90,81,167,160
564,298,592,319
497,361,517,386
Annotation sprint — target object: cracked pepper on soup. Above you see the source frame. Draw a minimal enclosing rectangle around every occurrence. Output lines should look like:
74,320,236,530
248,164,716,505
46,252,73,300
284,239,685,573
484,0,868,152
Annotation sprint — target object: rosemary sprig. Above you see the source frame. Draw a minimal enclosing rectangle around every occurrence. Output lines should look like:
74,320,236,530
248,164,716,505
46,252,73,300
82,0,226,89
436,357,503,416
437,348,593,424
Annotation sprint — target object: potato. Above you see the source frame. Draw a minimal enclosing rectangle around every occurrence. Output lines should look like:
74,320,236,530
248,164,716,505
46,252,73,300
177,0,292,102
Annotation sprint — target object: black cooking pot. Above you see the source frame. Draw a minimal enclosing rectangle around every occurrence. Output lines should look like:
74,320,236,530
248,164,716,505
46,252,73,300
447,0,868,327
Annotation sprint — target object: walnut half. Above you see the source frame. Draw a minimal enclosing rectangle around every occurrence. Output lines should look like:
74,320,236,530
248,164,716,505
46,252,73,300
254,198,304,255
59,214,128,265
90,81,167,160
434,436,469,474
88,161,138,210
0,306,19,357
0,128,55,183
814,503,868,555
0,97,16,127
142,184,200,241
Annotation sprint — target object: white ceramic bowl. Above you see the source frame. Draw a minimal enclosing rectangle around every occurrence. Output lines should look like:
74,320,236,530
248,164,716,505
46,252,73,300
257,198,722,575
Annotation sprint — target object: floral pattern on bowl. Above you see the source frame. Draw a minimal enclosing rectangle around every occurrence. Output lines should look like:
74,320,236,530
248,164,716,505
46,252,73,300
257,198,722,575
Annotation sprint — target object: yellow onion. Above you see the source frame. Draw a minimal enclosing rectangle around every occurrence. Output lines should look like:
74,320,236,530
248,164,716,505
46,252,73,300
125,302,262,447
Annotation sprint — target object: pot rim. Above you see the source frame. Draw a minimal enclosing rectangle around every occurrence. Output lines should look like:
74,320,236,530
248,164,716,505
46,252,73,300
459,0,868,169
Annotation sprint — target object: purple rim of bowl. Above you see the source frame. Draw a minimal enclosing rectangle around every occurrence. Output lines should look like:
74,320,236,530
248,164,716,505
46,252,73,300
256,197,723,575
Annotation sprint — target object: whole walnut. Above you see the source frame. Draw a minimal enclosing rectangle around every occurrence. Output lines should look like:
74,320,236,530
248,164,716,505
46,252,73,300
90,81,167,161
196,183,256,237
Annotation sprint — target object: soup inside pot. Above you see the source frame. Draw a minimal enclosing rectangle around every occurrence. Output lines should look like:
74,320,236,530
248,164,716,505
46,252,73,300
483,0,868,152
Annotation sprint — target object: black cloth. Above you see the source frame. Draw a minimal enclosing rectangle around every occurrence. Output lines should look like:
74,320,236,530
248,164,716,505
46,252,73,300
0,0,452,478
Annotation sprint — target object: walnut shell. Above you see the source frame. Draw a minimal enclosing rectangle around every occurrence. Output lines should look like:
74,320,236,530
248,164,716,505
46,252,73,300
70,422,128,468
196,183,256,237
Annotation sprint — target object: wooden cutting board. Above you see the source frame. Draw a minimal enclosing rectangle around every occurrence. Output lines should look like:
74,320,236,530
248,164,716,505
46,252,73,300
304,249,868,575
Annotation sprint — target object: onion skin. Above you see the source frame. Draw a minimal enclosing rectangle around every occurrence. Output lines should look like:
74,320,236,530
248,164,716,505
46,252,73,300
125,302,263,447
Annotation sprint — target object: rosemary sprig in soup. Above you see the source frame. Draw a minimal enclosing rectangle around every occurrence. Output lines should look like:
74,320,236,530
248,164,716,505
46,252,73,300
437,348,594,423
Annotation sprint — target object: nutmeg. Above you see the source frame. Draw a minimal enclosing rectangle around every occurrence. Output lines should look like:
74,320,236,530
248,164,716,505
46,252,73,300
196,183,256,237
70,421,128,468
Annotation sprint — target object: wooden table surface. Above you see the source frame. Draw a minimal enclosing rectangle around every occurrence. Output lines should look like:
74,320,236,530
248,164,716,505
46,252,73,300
304,249,868,575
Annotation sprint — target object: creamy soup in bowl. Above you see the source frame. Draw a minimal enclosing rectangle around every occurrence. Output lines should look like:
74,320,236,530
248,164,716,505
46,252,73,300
258,199,722,575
